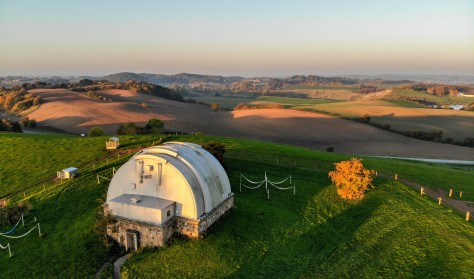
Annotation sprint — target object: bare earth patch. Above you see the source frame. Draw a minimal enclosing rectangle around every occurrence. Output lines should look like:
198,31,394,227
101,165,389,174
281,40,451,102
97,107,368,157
25,89,474,160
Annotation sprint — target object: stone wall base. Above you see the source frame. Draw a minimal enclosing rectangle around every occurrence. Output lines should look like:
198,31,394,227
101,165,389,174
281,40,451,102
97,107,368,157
105,194,234,249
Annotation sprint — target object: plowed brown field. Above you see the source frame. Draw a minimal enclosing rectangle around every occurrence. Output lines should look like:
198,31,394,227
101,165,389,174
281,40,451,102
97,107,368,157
26,89,474,160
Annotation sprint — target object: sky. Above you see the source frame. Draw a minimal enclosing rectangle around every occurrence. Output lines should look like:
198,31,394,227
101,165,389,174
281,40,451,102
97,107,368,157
0,0,473,77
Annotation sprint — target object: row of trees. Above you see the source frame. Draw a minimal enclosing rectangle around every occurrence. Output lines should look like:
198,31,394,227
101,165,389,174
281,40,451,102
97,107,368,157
88,118,165,137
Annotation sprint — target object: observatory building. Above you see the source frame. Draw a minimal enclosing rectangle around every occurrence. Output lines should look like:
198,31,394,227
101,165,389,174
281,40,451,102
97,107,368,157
104,142,234,250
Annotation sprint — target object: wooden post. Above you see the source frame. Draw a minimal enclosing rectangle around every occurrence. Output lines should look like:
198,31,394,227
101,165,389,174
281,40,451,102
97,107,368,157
38,223,42,236
267,188,270,200
7,243,11,258
420,187,425,195
106,158,109,164
394,173,398,180
466,212,471,221
97,174,100,184
460,191,463,198
239,174,242,192
449,189,453,197
375,171,378,177
293,186,295,195
290,175,292,184
21,214,24,226
438,197,442,205
23,192,26,199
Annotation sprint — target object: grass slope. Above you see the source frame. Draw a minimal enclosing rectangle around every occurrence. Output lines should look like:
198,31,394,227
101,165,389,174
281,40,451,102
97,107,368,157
0,133,472,278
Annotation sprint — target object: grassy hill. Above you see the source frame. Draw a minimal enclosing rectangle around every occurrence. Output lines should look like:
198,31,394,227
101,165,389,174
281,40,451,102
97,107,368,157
0,133,473,278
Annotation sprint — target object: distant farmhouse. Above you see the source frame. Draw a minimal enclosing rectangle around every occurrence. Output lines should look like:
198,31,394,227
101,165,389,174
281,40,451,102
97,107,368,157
104,142,234,250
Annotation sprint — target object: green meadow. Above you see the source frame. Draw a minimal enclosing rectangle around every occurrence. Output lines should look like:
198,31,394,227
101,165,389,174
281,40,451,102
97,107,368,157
0,133,472,278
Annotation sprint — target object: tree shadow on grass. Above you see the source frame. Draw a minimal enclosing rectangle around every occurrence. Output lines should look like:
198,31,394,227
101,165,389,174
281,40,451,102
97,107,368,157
225,185,384,279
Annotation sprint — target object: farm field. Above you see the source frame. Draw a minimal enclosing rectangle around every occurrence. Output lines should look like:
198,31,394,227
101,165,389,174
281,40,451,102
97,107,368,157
387,89,474,105
289,99,474,140
24,89,474,160
1,133,472,278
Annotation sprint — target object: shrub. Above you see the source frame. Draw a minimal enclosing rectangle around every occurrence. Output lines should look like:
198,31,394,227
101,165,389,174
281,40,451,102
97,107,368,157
202,142,226,165
88,127,105,137
211,102,220,111
328,158,375,201
326,146,334,152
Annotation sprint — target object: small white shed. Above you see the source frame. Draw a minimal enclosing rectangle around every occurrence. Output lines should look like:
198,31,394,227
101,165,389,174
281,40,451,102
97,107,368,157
106,137,120,150
57,167,78,179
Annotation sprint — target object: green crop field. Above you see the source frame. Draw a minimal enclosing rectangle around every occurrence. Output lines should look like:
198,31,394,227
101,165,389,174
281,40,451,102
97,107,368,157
256,96,341,106
286,85,359,91
0,133,473,278
389,89,474,105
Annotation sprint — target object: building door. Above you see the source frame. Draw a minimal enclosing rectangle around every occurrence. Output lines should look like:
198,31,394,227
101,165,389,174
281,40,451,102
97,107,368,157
126,230,139,251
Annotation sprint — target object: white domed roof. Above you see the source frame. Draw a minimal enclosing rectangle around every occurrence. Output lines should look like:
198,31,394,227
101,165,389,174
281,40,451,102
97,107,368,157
106,142,232,221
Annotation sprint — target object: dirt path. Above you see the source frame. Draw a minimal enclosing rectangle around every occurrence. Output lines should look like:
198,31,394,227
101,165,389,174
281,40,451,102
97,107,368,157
396,177,474,215
377,173,474,217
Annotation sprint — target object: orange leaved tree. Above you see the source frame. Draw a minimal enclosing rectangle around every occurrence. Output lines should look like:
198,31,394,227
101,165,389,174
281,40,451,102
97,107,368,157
328,158,375,201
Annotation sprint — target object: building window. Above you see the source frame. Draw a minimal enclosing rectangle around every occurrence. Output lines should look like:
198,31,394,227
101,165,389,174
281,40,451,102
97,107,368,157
167,210,171,217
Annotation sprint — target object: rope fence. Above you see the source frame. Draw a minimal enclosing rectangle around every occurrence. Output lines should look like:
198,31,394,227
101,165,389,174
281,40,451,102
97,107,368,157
240,172,296,199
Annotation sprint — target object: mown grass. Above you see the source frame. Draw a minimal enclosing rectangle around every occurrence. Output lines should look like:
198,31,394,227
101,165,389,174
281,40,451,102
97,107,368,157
123,155,474,278
0,133,472,278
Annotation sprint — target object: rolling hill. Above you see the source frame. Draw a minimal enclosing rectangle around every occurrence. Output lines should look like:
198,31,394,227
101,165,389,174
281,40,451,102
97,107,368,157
24,88,474,160
0,133,472,278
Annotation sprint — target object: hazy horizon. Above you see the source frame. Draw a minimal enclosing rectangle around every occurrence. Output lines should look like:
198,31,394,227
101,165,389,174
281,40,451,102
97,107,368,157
1,0,473,77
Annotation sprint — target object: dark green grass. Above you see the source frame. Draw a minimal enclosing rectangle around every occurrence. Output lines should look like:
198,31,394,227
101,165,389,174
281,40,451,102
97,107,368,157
390,89,474,105
286,85,359,90
0,133,473,278
122,157,474,278
257,96,341,106
381,99,425,108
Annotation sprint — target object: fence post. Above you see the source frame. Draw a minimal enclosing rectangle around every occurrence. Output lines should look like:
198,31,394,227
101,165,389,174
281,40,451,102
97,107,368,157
239,174,242,193
467,212,471,221
460,191,463,198
394,173,398,180
267,188,270,200
438,197,442,205
420,187,425,195
8,244,11,258
97,175,100,184
38,223,42,236
293,186,295,195
449,189,453,197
